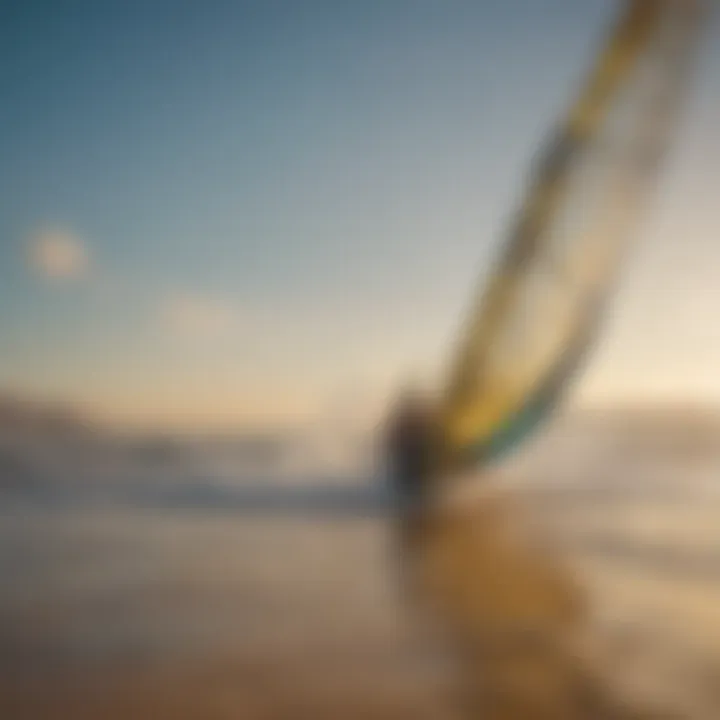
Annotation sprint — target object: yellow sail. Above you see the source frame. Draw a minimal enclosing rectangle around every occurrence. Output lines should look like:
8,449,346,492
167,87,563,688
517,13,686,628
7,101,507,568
440,0,706,472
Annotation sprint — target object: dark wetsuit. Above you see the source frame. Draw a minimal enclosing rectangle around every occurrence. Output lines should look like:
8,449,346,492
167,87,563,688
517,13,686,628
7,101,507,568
386,402,437,509
385,398,442,571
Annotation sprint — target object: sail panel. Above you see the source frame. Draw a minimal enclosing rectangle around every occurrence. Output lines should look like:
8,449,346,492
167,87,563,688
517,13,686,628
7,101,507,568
440,0,705,471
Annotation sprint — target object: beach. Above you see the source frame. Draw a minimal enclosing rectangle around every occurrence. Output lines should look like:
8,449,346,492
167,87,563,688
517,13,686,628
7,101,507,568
2,410,720,717
2,487,720,718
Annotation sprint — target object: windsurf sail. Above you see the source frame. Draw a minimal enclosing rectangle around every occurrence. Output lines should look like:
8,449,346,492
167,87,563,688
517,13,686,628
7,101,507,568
439,0,706,474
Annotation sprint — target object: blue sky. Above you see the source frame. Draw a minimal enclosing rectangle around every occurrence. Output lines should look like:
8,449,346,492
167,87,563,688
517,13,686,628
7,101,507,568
1,1,719,429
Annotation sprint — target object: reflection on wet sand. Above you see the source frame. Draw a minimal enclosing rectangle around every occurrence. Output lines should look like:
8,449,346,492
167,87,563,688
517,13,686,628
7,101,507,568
401,484,685,718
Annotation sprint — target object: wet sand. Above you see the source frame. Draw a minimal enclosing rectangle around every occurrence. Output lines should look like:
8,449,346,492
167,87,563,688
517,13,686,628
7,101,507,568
0,509,458,719
2,476,720,719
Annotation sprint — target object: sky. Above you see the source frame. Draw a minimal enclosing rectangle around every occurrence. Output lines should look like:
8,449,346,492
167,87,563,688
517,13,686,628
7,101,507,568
0,0,719,431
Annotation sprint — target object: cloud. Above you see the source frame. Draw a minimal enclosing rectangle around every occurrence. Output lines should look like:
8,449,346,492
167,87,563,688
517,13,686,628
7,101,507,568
29,228,90,280
160,292,236,339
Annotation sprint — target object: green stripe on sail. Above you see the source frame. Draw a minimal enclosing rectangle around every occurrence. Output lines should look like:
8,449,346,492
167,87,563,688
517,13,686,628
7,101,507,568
458,307,599,467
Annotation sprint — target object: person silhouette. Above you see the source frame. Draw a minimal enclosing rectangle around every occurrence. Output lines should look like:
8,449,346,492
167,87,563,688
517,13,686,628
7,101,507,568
384,386,441,512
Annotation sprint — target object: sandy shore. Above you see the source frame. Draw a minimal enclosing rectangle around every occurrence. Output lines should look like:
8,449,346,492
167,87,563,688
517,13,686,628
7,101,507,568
2,483,720,719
